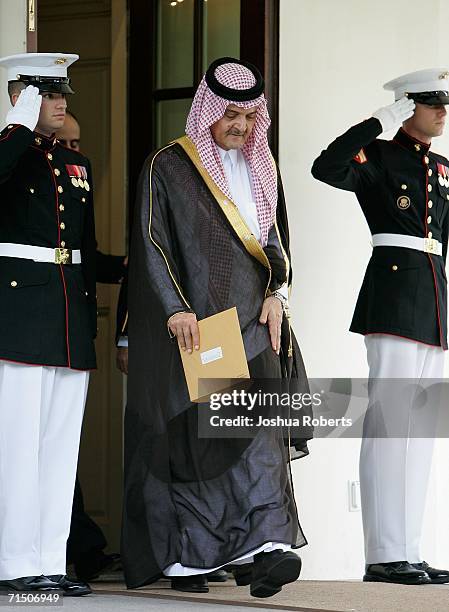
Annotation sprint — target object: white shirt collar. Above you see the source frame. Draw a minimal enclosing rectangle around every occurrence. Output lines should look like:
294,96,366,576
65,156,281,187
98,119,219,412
217,145,239,167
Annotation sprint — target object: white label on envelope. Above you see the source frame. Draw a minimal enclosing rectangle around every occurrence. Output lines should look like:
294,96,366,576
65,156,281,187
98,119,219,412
200,346,223,365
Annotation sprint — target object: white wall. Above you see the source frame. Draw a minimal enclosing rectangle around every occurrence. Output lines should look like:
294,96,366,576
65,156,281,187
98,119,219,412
280,0,449,579
0,0,27,125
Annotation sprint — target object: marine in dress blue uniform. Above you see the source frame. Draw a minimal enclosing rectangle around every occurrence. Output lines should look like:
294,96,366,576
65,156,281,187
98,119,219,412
312,69,449,585
0,53,96,596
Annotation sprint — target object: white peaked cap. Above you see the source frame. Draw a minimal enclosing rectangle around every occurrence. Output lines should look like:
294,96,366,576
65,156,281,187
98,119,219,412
0,52,79,81
384,68,449,100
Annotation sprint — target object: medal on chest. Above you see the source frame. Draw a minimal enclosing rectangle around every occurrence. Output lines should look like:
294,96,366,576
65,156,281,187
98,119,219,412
437,162,449,188
65,164,90,192
397,195,411,210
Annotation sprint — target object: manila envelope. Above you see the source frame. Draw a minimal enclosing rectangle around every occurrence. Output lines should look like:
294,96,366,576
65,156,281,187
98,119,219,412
179,307,250,402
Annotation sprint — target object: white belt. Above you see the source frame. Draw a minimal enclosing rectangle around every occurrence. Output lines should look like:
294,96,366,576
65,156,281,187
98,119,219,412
0,243,82,264
372,233,442,256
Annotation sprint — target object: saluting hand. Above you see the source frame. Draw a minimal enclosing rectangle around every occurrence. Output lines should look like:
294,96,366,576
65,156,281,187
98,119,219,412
168,312,200,354
372,96,415,133
6,85,42,132
259,296,283,355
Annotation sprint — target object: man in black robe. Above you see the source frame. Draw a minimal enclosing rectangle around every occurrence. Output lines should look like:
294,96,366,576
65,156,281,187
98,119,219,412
122,58,310,598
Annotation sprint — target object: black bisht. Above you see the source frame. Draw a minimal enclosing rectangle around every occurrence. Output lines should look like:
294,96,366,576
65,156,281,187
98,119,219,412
122,143,312,588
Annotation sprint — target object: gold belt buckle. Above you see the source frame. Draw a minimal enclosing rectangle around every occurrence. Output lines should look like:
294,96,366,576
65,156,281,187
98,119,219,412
55,247,72,264
424,238,438,254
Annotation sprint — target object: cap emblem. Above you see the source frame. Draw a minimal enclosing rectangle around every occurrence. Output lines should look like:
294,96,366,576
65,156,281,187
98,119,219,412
439,71,449,80
55,58,67,65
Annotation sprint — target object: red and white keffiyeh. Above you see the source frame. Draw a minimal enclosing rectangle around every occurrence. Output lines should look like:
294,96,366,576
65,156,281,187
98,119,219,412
186,62,277,246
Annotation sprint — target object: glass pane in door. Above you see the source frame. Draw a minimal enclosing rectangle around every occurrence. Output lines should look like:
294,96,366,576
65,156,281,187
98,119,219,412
157,0,194,89
203,0,240,69
156,98,193,148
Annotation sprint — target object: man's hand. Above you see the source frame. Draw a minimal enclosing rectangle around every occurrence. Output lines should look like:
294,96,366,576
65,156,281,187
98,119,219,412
372,96,415,133
259,296,283,354
116,347,128,375
168,312,200,353
6,85,42,132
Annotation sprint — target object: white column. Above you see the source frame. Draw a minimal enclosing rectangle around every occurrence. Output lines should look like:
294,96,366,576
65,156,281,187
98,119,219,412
0,0,27,126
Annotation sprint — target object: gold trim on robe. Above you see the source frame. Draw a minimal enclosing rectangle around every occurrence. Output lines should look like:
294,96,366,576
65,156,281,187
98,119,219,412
147,143,191,309
175,136,272,274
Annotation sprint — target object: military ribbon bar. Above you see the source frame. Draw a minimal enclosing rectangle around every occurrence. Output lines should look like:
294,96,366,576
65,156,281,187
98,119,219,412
65,164,87,179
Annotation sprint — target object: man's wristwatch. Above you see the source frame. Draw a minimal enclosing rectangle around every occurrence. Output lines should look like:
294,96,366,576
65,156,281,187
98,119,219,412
271,290,288,310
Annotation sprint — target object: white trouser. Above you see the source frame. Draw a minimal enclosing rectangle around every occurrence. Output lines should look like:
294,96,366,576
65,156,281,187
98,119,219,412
0,362,89,580
360,334,445,564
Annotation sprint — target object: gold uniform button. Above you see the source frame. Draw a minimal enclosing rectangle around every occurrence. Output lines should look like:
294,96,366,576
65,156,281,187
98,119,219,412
47,153,53,160
10,280,17,287
60,222,65,230
428,184,432,192
29,188,34,194
428,200,433,208
414,144,421,152
57,186,63,194
428,231,433,238
81,197,86,203
54,168,60,177
392,265,398,271
427,216,432,224
401,184,407,190
60,241,66,247
424,156,430,164
59,204,64,211
34,137,42,145
428,169,433,176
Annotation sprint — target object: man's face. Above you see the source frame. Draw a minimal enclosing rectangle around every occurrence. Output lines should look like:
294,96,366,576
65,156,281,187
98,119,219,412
35,92,67,136
210,103,258,150
405,102,447,138
56,113,81,151
12,90,67,137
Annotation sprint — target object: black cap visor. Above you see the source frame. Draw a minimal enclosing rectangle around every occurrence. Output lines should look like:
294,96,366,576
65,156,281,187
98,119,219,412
12,75,75,94
407,91,449,105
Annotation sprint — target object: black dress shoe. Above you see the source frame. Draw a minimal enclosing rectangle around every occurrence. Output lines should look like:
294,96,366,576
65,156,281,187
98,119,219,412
250,550,301,598
171,575,209,593
363,562,431,585
74,551,121,582
206,569,228,582
0,575,60,592
231,565,253,586
412,561,449,584
47,575,92,596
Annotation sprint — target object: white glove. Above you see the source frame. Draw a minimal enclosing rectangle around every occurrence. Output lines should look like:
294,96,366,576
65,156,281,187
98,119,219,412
5,85,42,132
372,96,415,133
